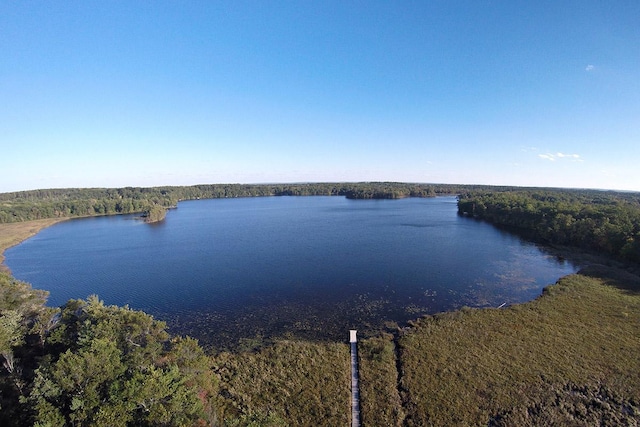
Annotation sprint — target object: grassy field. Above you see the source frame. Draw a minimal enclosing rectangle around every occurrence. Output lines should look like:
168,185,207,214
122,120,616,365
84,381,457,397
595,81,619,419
357,334,405,426
395,270,640,426
0,218,66,272
212,340,351,426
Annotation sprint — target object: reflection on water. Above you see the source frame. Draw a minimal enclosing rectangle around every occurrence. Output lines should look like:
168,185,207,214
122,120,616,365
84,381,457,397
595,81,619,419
6,196,577,350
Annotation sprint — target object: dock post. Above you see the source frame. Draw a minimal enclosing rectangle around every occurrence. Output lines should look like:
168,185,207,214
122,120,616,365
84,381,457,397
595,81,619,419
350,330,361,427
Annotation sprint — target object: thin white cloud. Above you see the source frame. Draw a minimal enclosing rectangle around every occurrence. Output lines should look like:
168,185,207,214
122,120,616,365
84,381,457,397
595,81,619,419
538,152,583,162
555,152,580,159
585,64,594,71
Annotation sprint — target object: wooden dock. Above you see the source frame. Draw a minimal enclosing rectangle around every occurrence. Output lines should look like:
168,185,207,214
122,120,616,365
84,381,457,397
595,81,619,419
350,330,361,427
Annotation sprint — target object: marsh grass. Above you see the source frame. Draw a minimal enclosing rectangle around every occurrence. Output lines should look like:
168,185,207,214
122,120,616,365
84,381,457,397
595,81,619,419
358,334,405,426
397,272,640,426
213,340,351,426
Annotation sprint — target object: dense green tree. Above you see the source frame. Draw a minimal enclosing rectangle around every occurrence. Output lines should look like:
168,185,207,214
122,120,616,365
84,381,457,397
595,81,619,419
458,189,640,263
0,274,49,390
144,205,167,223
0,280,217,426
26,297,211,426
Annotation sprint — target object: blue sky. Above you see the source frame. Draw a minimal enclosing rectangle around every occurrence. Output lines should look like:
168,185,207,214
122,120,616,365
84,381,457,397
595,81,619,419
2,1,639,192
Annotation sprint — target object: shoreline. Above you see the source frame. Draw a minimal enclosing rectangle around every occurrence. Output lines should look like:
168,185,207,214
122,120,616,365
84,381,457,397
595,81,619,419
0,218,68,273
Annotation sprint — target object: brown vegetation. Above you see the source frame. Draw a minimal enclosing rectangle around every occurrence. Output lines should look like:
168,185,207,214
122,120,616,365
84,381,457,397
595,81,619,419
213,340,351,426
0,218,65,273
358,334,405,426
395,272,640,426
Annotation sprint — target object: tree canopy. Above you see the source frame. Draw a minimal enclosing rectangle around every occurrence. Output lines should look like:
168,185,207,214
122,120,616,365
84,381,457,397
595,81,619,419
458,189,640,263
0,274,217,426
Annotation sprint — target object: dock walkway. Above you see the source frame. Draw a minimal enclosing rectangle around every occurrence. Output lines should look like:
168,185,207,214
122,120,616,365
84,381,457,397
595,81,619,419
350,330,361,427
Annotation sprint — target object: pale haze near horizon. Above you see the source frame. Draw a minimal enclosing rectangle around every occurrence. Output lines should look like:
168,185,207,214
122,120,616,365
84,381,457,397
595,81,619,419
1,1,639,193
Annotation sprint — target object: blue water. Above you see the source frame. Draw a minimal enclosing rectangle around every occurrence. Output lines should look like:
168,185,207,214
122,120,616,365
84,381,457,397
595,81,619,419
5,196,577,349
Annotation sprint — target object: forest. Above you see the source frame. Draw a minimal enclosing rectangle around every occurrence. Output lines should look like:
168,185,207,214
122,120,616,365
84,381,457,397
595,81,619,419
458,189,640,263
0,273,218,426
0,182,495,223
1,184,639,425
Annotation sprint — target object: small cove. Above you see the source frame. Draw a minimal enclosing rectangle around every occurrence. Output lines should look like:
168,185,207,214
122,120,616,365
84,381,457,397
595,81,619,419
5,196,577,350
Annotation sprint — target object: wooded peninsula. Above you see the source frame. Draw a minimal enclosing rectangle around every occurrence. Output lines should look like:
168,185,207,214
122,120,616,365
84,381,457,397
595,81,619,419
1,182,639,426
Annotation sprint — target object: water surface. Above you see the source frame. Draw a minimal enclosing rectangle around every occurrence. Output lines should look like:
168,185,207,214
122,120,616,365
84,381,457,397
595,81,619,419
6,196,577,349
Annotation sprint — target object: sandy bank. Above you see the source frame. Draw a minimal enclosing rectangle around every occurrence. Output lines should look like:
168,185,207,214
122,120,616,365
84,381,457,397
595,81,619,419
0,218,68,273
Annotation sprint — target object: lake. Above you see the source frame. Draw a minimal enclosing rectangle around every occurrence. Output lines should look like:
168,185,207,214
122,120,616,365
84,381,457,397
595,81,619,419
5,196,577,350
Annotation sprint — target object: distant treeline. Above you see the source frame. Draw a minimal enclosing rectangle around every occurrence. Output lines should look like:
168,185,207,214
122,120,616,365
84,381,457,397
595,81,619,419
4,183,640,263
458,189,640,263
0,182,484,223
